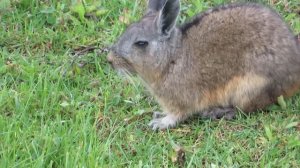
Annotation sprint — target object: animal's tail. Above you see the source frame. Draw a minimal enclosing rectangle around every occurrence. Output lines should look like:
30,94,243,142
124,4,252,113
297,34,300,43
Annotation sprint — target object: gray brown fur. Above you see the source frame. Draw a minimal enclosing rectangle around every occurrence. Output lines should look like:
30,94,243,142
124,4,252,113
107,0,300,130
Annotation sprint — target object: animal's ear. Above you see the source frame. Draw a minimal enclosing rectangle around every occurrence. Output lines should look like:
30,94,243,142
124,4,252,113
146,0,167,14
156,0,180,37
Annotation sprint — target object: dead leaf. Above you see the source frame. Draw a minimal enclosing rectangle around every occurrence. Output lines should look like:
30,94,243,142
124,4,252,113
89,80,101,88
277,95,287,110
285,122,299,129
297,122,300,132
97,113,105,123
60,101,70,107
174,127,192,133
171,144,186,168
119,9,130,24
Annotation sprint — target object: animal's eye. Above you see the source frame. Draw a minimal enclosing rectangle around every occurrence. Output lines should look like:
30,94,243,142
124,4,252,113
134,41,148,47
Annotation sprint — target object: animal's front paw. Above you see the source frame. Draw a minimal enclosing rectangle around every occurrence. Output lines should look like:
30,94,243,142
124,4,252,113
148,114,178,130
152,111,166,119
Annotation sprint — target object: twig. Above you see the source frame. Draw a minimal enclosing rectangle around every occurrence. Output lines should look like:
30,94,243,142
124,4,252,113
62,46,109,76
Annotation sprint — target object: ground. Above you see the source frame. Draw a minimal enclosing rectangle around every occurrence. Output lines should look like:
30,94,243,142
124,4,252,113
0,0,299,167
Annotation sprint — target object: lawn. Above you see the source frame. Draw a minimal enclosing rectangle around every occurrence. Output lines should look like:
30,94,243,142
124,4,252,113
0,0,299,167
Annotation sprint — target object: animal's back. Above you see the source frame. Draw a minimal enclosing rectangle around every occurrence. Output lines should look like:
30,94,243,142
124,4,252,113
178,4,300,112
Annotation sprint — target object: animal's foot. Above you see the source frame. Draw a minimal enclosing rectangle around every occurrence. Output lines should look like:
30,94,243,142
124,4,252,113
201,107,236,120
148,112,181,130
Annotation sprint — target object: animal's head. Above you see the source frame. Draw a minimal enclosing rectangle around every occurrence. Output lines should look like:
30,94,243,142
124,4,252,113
107,0,180,82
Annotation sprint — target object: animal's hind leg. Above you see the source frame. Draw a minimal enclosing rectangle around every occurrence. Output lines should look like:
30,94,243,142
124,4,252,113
200,107,236,120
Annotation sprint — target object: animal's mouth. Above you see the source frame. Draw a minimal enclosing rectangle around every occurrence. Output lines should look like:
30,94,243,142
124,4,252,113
106,52,137,75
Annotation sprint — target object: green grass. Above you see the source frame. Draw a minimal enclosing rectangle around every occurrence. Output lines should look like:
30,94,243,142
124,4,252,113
0,0,299,167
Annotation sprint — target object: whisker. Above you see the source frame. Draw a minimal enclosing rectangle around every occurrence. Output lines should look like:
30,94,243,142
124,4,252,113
123,69,139,91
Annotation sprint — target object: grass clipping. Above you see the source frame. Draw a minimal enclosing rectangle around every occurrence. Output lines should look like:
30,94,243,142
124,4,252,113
277,95,287,110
